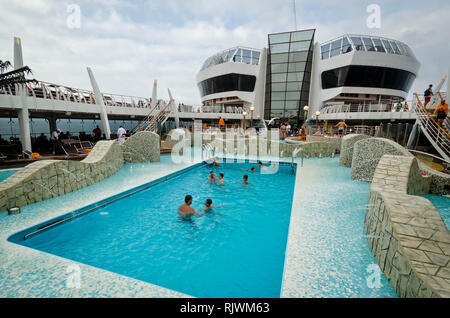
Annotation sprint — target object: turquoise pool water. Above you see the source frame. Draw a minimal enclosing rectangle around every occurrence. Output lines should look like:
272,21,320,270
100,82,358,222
424,194,450,229
0,169,18,182
12,162,296,298
8,156,398,298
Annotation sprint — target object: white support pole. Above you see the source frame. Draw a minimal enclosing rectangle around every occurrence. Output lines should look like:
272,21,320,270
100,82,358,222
151,80,158,108
87,67,111,140
447,68,450,99
14,37,32,152
168,88,179,129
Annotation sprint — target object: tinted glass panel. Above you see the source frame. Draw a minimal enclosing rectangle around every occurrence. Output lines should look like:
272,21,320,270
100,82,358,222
363,37,375,51
286,82,302,91
290,41,310,52
372,38,385,52
242,56,251,64
271,73,287,82
271,83,287,91
351,37,365,51
286,91,301,100
389,41,401,54
288,62,306,72
270,43,290,53
271,101,285,109
342,37,352,54
271,53,289,63
287,72,304,82
285,101,299,109
321,43,330,59
271,63,288,73
321,66,416,92
271,92,286,100
269,33,291,44
330,39,342,57
291,30,314,41
289,51,309,62
233,49,242,62
382,39,394,53
198,73,256,97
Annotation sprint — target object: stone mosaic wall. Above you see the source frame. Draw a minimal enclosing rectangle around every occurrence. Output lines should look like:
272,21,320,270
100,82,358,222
350,136,449,195
208,137,335,158
365,155,450,298
339,134,371,167
0,141,124,212
306,135,342,153
122,131,160,163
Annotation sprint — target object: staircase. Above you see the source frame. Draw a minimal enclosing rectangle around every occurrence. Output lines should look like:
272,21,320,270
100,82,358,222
144,100,173,133
413,93,450,162
130,100,163,134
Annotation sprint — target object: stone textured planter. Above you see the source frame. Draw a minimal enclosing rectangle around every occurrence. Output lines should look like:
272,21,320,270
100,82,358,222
365,155,450,298
122,131,160,163
0,140,123,212
339,134,371,167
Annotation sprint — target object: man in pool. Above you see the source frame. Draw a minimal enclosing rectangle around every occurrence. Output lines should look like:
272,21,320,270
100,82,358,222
178,195,205,219
208,171,218,182
236,175,250,185
241,167,256,172
198,198,226,212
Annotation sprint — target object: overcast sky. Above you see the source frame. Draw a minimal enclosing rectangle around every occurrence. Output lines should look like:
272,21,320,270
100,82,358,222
1,0,449,105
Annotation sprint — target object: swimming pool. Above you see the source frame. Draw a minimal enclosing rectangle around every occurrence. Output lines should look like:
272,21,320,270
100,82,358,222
9,161,297,298
0,169,19,182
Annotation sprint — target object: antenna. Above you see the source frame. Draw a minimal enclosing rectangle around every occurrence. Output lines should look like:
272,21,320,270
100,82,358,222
293,0,298,30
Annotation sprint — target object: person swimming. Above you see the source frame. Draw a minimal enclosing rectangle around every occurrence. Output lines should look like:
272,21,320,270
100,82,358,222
178,195,205,219
218,173,225,185
208,171,218,182
197,198,226,212
236,174,250,185
241,167,256,172
206,156,221,166
258,161,277,173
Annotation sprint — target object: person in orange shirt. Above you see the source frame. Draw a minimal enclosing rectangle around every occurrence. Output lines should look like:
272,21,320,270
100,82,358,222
434,99,448,127
218,116,225,130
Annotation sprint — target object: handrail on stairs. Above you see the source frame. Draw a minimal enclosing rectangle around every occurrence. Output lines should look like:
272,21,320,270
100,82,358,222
413,93,450,139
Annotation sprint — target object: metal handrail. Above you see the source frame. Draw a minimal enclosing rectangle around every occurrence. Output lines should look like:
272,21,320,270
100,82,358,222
413,93,449,161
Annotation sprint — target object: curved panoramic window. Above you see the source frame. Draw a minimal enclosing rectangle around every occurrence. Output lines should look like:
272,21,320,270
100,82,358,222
198,73,256,97
321,66,416,92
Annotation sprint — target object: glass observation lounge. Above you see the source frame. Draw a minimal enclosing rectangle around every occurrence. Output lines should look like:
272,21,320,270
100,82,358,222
200,47,262,71
320,35,415,60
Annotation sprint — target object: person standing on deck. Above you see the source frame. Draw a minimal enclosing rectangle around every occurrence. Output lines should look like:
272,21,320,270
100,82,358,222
218,117,225,131
51,129,61,155
434,99,448,127
92,126,102,141
335,121,348,136
117,126,127,145
424,84,433,107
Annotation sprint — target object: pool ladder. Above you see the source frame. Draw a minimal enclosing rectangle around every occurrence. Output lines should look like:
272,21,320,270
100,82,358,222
293,147,304,167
